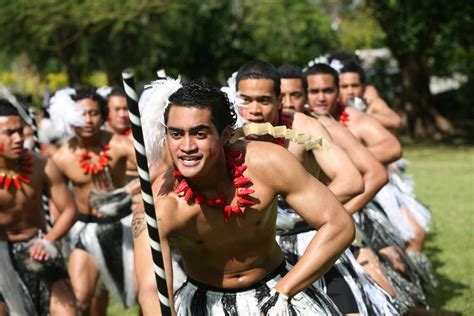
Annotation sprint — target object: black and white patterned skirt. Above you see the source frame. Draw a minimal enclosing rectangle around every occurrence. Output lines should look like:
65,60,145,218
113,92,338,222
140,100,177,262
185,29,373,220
174,261,341,316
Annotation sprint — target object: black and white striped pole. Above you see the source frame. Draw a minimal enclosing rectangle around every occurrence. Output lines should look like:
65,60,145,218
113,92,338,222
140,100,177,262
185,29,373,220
122,70,171,315
27,107,52,228
27,107,41,154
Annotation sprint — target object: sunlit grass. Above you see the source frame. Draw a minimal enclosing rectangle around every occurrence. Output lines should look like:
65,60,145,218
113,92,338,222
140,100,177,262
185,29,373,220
403,144,473,315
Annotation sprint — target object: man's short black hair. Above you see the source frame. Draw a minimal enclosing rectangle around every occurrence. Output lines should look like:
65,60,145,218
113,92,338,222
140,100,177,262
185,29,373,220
0,99,20,117
304,63,339,87
236,60,281,97
106,87,127,103
339,62,366,84
278,64,307,92
165,81,236,135
73,87,108,122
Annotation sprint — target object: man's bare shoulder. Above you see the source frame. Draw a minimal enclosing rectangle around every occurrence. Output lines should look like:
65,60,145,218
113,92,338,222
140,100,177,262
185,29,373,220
244,141,294,182
151,171,180,222
312,114,337,129
52,140,77,166
346,107,368,125
293,112,322,129
292,112,332,141
110,132,133,148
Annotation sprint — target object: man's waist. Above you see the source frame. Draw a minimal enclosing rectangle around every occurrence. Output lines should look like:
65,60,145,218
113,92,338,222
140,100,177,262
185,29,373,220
78,210,131,224
185,260,287,293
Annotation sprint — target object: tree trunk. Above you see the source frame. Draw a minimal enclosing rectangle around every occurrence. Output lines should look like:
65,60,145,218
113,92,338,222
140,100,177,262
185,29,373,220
398,53,454,139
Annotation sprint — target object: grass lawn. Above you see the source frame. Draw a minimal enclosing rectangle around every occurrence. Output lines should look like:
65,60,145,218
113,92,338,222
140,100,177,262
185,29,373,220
403,144,474,315
108,144,474,315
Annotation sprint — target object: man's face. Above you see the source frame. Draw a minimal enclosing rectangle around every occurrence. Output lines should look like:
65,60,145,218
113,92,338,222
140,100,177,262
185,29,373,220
307,74,339,116
237,78,281,125
280,78,306,113
0,115,25,159
74,98,103,138
339,72,363,105
166,106,223,179
107,96,130,133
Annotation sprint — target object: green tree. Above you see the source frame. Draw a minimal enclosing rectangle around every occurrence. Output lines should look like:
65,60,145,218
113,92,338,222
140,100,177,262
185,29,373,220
366,0,473,139
233,0,336,69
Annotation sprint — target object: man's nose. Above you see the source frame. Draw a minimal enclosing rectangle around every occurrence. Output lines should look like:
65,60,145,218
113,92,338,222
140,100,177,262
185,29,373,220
282,95,292,108
83,113,93,123
248,101,262,114
180,135,197,152
317,91,326,101
119,109,129,118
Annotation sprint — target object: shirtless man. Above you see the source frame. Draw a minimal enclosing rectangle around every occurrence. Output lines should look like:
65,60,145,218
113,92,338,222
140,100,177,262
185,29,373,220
233,61,376,315
337,64,429,257
278,63,388,215
338,62,401,130
51,88,137,314
278,64,396,297
106,87,131,136
305,63,402,165
236,60,363,204
134,80,354,315
0,100,77,316
305,63,429,290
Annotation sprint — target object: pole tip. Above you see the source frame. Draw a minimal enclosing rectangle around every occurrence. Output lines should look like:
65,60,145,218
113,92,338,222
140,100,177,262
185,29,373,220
122,69,134,80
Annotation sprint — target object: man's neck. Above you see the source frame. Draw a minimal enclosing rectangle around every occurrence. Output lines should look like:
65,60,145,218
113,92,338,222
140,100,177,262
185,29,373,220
0,156,20,171
107,125,129,135
78,131,105,149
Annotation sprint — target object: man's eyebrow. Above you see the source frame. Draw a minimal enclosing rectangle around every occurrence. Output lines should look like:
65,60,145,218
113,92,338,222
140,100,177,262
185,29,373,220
190,125,211,133
239,93,252,99
167,125,211,133
167,126,184,133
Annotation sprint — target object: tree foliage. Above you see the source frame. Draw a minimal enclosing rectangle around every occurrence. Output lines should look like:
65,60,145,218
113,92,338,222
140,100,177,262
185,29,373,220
366,0,473,138
0,0,335,86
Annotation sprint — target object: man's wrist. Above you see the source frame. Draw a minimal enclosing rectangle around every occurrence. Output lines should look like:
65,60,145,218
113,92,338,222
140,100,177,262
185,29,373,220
273,283,291,298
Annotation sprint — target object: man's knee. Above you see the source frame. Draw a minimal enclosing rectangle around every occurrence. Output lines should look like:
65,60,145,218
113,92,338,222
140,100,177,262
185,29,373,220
50,280,78,316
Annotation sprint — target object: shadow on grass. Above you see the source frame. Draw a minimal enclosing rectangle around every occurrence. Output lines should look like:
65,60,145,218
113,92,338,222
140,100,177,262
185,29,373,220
420,232,468,315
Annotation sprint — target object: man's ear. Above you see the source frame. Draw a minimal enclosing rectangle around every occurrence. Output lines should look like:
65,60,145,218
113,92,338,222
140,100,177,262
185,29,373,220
220,126,233,145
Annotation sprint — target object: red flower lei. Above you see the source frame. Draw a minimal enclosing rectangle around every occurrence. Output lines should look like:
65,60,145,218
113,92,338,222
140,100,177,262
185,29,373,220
78,145,111,175
123,128,132,136
0,151,32,190
338,102,350,127
173,148,256,223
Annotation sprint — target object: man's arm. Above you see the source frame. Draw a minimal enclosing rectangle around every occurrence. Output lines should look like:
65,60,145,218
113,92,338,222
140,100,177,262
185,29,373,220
350,111,402,164
133,187,176,315
259,144,355,297
43,158,78,243
298,114,364,203
328,123,388,214
367,97,401,130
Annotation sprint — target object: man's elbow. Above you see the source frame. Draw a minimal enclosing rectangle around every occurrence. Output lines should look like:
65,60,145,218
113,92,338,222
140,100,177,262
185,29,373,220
366,167,388,194
390,140,403,162
336,171,364,202
137,281,161,314
341,213,356,247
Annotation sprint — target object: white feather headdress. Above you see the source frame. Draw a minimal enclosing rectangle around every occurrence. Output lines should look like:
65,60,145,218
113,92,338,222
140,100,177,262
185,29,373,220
139,77,182,166
96,86,112,99
38,118,63,144
48,88,83,140
220,71,246,128
304,54,344,73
